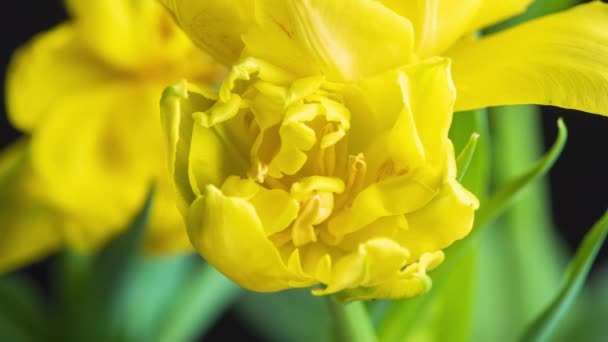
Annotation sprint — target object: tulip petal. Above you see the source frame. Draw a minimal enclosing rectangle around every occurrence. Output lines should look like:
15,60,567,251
161,81,224,215
449,2,608,116
160,0,252,65
337,251,444,301
5,24,112,132
30,82,180,251
400,58,455,168
188,185,300,291
285,0,415,80
379,0,532,57
400,179,479,260
313,238,410,295
64,0,195,70
0,141,63,272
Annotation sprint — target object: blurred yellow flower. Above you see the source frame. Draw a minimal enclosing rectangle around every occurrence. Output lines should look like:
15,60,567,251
161,0,479,300
0,0,222,272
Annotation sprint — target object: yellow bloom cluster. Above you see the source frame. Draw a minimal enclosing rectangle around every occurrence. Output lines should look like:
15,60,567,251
161,1,482,300
0,0,222,271
161,0,608,299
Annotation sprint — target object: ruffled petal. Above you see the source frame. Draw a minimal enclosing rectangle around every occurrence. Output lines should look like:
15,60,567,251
400,179,479,260
188,185,305,291
449,2,608,116
312,238,410,295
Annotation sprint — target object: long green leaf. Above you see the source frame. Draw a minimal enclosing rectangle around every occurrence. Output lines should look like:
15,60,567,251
122,255,195,340
474,118,567,232
521,211,608,341
55,188,154,341
0,274,48,341
156,262,242,341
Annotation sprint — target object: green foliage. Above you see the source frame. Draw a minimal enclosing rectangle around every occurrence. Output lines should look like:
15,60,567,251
521,211,608,341
0,275,47,341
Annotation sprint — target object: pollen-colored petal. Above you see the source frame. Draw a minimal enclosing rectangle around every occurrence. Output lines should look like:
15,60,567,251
283,0,415,81
0,141,63,272
188,185,298,292
465,0,534,33
29,82,185,252
379,0,482,58
167,0,415,81
160,0,253,65
313,238,410,295
379,0,533,58
5,24,111,132
161,81,234,215
64,0,197,70
337,251,444,301
449,2,608,116
401,178,479,260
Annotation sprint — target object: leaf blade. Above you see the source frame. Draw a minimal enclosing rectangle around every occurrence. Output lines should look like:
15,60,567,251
521,210,608,341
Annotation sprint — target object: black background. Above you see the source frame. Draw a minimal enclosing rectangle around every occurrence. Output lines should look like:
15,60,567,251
1,1,606,340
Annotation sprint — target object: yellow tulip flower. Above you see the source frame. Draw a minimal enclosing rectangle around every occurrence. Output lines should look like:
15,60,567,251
161,0,608,299
160,0,483,300
1,0,222,272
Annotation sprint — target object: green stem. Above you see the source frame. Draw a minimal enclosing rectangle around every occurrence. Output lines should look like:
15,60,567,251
326,298,377,342
157,262,242,341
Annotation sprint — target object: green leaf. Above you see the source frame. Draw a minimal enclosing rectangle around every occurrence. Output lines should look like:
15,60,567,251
235,289,332,342
0,274,48,341
156,261,242,341
54,188,154,341
474,119,567,231
521,211,608,341
121,255,195,340
456,132,479,182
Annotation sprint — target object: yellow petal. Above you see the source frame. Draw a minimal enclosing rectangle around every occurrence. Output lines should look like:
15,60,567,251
313,238,409,295
380,0,482,57
160,0,253,65
188,185,299,291
64,0,196,70
399,58,455,168
284,0,415,80
166,0,415,80
30,82,180,252
5,24,112,132
465,0,534,33
338,251,444,300
449,2,608,116
328,172,438,239
400,179,478,260
160,81,223,216
379,0,533,57
0,141,63,272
